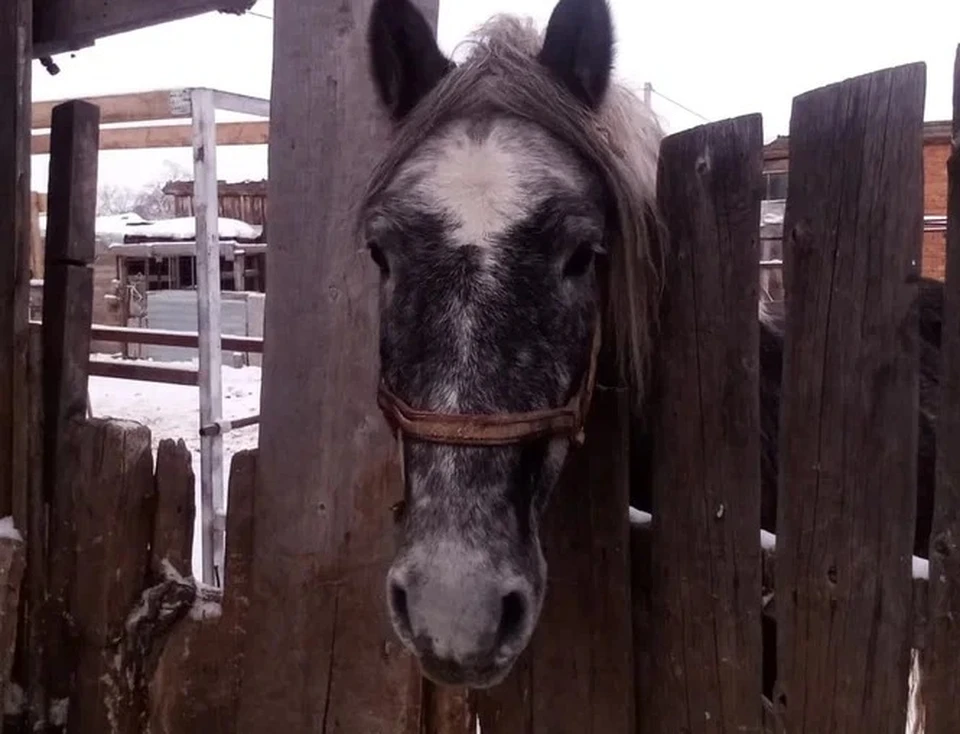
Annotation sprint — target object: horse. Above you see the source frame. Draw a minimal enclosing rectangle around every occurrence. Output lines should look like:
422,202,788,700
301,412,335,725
361,0,941,695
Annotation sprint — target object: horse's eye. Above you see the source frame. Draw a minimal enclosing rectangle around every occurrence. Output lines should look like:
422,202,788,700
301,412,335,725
563,242,595,278
368,240,390,275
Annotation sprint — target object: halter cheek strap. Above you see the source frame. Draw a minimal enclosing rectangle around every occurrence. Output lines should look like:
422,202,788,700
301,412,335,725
377,317,603,449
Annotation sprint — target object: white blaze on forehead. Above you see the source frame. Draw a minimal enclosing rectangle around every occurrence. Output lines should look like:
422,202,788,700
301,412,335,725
398,119,584,252
424,129,527,248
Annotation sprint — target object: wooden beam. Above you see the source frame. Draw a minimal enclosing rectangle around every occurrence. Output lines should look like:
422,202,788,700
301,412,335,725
89,360,199,386
213,90,270,118
34,0,256,57
32,89,192,129
163,180,267,198
234,1,444,731
31,322,265,354
31,120,269,154
925,44,960,734
775,63,925,732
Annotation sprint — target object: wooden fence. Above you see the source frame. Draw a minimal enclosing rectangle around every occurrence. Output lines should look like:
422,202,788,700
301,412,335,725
2,22,959,734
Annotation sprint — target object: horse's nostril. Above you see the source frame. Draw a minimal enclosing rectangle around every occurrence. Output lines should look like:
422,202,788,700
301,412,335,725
389,581,412,637
497,590,527,647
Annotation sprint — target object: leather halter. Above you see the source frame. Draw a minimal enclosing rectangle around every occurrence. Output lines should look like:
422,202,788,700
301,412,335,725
377,317,603,450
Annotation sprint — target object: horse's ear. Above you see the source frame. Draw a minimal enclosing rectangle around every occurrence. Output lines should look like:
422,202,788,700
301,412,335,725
368,0,454,121
538,0,614,110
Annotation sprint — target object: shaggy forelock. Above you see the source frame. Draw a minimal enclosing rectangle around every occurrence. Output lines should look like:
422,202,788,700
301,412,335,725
360,14,666,404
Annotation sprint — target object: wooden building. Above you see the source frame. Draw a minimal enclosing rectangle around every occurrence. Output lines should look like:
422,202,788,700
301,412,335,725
762,119,953,280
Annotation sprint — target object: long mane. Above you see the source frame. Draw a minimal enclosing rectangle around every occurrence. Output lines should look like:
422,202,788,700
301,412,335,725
361,14,666,406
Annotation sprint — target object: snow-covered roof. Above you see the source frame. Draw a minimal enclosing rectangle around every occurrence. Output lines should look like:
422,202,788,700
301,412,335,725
37,212,264,247
118,216,263,243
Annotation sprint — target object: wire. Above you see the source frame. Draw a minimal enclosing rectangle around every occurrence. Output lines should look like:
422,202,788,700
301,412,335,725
648,85,710,122
247,10,273,20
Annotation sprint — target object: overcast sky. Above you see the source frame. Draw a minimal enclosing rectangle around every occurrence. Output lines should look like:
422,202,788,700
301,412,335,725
29,0,959,193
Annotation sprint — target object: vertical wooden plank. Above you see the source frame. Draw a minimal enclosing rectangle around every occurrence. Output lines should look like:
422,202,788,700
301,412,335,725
476,387,634,734
775,63,925,734
925,45,960,734
23,322,47,732
234,1,440,732
147,445,225,734
630,513,654,734
219,449,256,734
66,418,155,734
422,686,476,734
642,114,764,733
152,439,196,578
191,87,225,586
0,0,31,527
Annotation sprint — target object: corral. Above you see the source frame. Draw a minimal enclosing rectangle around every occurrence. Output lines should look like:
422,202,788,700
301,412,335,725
1,1,958,734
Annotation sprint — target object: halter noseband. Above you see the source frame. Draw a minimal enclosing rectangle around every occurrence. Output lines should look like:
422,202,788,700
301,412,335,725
377,317,603,450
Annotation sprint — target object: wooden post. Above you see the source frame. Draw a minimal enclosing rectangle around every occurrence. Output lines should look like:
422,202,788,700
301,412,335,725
42,100,100,500
233,252,246,292
41,99,100,730
0,0,31,527
2,1,33,730
235,2,447,732
191,87,225,586
925,44,960,734
643,114,764,733
775,63,925,733
476,387,634,734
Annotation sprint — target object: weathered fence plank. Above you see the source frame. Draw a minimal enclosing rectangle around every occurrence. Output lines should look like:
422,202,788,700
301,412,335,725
631,514,654,734
145,449,277,734
476,387,634,734
642,114,764,733
218,449,257,734
423,685,476,734
775,63,925,734
151,439,196,577
21,317,46,731
234,3,441,731
65,418,155,734
925,44,960,734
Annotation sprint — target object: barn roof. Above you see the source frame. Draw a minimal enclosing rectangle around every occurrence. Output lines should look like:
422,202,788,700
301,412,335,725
33,0,256,58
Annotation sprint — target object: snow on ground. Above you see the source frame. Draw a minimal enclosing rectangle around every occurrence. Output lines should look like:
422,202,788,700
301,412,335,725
88,354,261,576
